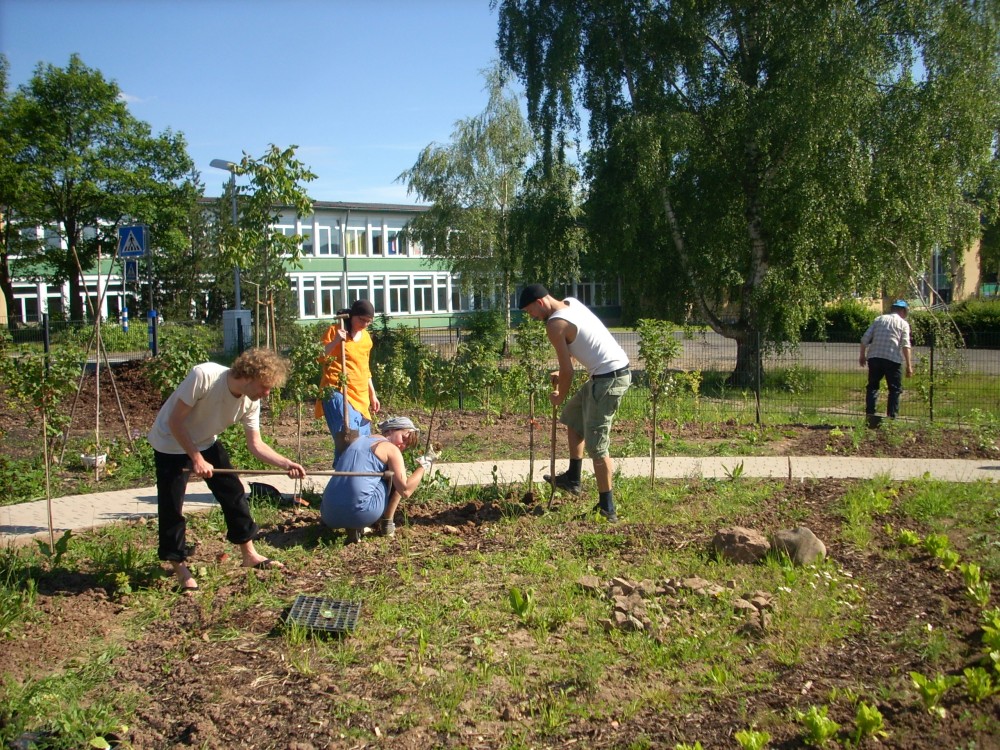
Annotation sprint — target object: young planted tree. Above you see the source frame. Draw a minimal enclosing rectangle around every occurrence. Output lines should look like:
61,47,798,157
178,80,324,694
498,0,1000,385
510,317,549,493
398,63,535,327
636,319,681,486
0,345,83,549
215,145,316,346
275,333,329,464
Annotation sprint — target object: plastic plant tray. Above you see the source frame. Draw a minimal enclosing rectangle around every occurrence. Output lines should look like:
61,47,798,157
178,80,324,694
286,594,361,634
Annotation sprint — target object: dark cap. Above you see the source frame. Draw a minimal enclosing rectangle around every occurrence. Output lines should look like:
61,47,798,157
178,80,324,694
350,299,375,318
518,284,549,309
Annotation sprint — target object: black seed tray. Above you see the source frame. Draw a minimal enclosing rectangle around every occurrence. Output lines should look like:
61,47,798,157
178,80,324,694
286,594,361,633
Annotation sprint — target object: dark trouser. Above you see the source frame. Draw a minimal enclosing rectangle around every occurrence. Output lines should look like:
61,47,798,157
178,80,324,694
154,441,259,562
866,357,903,418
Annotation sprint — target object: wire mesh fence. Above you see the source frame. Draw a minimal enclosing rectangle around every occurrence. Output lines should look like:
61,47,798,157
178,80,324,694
413,328,1000,427
3,316,997,427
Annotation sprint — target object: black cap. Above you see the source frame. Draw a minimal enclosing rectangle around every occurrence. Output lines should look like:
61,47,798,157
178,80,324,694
518,284,549,309
350,299,375,318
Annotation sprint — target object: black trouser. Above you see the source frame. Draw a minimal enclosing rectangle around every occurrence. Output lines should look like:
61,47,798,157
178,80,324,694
154,441,259,562
866,357,903,418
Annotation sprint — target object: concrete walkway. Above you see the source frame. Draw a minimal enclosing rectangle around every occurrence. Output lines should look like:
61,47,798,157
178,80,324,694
2,455,998,548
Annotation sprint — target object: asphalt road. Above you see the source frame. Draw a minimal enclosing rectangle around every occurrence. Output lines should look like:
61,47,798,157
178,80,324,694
417,329,1000,376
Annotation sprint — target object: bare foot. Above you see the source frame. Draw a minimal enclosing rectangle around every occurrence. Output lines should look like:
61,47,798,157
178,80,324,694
241,556,284,570
173,562,198,592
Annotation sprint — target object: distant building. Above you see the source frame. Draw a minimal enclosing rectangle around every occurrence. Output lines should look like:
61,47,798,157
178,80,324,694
5,200,623,327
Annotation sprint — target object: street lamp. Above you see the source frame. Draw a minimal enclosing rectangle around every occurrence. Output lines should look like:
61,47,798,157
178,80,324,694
210,158,242,310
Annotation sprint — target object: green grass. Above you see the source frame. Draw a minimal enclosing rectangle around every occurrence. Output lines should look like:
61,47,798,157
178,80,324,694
2,472,999,747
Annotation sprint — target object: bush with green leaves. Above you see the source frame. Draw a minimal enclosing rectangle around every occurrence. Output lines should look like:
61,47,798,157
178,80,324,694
804,298,876,343
369,316,428,407
143,325,212,400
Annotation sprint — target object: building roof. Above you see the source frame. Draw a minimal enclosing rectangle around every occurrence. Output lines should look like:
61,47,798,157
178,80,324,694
198,197,430,214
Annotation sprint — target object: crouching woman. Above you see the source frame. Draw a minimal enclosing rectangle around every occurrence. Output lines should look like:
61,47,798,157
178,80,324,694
320,416,433,543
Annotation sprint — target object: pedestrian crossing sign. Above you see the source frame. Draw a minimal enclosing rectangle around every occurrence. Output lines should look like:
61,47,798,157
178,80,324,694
118,225,147,258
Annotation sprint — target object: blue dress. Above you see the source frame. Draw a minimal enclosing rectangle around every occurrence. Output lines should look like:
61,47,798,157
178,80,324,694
321,436,390,529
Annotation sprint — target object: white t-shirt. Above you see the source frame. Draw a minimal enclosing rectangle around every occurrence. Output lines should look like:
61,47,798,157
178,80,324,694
147,363,260,454
549,297,629,376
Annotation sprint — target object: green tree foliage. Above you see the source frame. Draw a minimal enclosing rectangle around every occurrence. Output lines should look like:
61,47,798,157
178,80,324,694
216,145,316,342
0,55,43,327
4,54,194,321
399,64,535,324
498,1,1000,385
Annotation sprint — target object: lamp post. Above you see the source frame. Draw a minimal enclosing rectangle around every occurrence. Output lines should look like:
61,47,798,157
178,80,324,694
210,159,242,310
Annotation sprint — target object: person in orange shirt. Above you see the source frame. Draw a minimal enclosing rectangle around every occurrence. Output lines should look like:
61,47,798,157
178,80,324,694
315,299,381,462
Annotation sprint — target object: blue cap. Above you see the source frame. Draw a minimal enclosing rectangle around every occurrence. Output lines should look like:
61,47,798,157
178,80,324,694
892,299,908,309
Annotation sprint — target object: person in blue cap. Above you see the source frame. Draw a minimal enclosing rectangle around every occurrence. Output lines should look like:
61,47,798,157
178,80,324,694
859,299,914,426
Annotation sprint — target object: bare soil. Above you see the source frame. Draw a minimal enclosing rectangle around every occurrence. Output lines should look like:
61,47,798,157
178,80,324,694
2,362,998,749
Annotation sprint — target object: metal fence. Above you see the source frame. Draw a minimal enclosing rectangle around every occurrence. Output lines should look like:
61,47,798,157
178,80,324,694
4,316,997,426
414,328,1000,427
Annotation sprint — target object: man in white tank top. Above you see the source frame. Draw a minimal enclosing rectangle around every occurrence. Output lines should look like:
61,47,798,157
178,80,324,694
519,284,631,522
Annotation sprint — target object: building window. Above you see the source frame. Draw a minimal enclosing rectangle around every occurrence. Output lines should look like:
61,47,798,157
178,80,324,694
372,277,385,313
300,226,313,255
388,277,410,313
387,228,407,255
316,225,335,255
413,276,433,312
371,222,384,256
436,276,449,312
319,277,341,316
347,278,370,307
301,277,316,317
345,224,367,256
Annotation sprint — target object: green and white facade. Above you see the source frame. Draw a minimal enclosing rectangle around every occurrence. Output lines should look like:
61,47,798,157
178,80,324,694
6,199,623,327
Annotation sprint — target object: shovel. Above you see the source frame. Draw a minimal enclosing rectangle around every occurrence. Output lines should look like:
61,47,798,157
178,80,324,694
334,313,360,455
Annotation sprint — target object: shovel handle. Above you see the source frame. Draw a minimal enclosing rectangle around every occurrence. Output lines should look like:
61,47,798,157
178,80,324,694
183,468,393,479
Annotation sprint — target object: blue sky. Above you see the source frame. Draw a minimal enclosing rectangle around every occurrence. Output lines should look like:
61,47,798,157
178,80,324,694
0,0,504,205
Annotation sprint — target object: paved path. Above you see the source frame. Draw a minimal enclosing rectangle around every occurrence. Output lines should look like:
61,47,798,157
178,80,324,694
2,455,998,547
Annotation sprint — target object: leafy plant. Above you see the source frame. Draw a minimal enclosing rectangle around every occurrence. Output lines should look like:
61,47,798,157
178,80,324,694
794,704,840,746
734,728,771,750
961,667,999,702
34,530,73,569
938,549,961,570
959,562,983,588
143,329,210,400
967,580,993,609
896,529,922,547
922,533,951,558
724,460,745,482
852,701,888,742
910,671,959,715
508,586,535,623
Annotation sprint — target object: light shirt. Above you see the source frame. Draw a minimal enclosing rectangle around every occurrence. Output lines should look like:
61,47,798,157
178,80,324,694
861,313,911,364
549,297,629,376
148,363,260,454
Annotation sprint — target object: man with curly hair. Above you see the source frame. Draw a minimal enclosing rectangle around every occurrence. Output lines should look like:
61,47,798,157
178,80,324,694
148,348,306,592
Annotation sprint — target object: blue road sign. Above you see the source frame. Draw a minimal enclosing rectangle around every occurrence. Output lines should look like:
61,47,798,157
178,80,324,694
124,259,139,282
118,225,147,258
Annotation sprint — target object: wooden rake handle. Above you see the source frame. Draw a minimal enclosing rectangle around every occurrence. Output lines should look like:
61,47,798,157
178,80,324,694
184,468,393,479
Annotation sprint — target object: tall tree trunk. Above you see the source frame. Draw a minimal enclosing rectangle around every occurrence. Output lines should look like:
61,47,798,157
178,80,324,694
728,330,762,389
